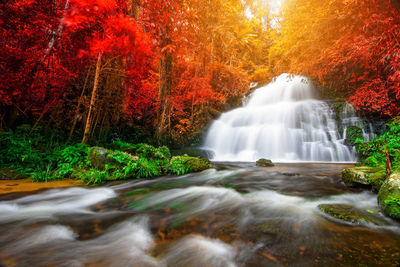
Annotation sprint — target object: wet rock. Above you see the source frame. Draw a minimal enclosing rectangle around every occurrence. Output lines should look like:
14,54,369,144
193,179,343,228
256,158,274,167
378,172,400,219
318,204,388,226
184,157,213,172
341,166,380,187
369,170,386,192
88,147,112,170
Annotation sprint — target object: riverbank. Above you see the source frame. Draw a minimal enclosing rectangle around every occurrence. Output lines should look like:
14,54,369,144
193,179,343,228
0,179,85,195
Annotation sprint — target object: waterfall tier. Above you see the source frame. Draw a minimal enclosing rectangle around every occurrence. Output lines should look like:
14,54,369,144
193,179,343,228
203,74,370,162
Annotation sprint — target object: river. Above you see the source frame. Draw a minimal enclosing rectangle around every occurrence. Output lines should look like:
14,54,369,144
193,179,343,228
0,163,399,266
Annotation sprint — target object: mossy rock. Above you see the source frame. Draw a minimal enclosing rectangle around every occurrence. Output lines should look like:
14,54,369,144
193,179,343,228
184,157,213,172
88,147,109,170
318,204,388,226
378,173,400,219
341,166,380,187
256,158,274,167
345,126,363,146
369,170,387,192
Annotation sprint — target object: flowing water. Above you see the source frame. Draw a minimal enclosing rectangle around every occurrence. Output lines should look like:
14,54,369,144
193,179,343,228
203,74,372,162
1,163,400,266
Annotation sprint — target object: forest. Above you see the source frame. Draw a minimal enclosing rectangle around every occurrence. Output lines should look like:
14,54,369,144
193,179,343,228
0,0,399,181
2,1,400,266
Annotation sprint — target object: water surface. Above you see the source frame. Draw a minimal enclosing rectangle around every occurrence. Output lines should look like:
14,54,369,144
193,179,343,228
0,163,399,266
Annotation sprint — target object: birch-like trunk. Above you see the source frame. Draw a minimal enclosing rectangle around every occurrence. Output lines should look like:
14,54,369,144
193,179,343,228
82,52,102,144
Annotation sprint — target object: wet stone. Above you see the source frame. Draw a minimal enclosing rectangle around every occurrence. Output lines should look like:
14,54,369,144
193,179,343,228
341,167,380,187
256,158,274,167
317,204,389,226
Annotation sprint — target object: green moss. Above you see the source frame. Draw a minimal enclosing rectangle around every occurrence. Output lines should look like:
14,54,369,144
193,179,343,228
378,173,400,219
318,204,387,225
185,157,213,172
369,170,386,192
256,158,274,167
341,166,380,187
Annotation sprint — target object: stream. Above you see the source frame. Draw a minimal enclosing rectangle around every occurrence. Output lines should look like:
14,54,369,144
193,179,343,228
1,163,400,266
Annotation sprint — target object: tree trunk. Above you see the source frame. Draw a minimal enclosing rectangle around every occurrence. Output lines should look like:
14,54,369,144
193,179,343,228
156,47,173,142
82,52,102,144
130,0,140,19
68,67,91,141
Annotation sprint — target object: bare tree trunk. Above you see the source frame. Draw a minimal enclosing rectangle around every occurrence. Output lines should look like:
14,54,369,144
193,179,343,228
68,67,91,141
384,145,392,178
156,46,173,142
44,0,70,59
82,52,102,144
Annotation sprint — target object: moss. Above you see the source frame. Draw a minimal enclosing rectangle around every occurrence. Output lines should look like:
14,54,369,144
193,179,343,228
369,170,386,192
256,158,274,167
185,157,213,172
378,173,400,219
341,166,380,187
88,147,109,170
318,204,387,225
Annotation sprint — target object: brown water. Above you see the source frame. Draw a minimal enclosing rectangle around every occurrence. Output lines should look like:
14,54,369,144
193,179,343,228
0,163,399,266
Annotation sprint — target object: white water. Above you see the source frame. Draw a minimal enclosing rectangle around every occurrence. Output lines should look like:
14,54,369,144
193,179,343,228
204,74,361,162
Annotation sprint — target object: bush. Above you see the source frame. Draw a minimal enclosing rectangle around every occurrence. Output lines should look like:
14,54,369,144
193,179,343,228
166,156,191,175
77,169,108,185
55,144,89,177
346,126,363,146
31,164,56,182
135,143,156,158
356,117,400,172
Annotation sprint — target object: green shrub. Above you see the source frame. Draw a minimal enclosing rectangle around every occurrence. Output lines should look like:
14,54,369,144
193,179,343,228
166,156,190,175
356,117,400,172
109,139,137,154
76,169,108,185
346,126,363,146
135,143,156,158
154,146,171,160
31,164,56,182
134,158,160,178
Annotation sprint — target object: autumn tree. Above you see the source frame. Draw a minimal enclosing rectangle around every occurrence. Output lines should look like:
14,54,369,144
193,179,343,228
270,0,400,118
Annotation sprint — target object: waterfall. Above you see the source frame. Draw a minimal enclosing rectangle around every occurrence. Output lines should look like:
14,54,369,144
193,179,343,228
203,74,368,162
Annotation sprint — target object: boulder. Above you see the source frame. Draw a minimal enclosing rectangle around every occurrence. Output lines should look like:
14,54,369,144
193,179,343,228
341,166,380,187
88,147,109,170
256,158,274,167
378,172,400,219
318,204,388,226
185,157,213,172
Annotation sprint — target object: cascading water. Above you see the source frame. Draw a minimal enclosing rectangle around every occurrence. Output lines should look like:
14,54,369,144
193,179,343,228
203,74,366,162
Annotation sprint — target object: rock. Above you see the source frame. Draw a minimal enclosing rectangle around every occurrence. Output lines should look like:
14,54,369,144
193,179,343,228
88,147,109,170
341,166,380,187
318,204,388,226
256,158,274,167
369,170,386,192
378,172,400,219
185,157,213,172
